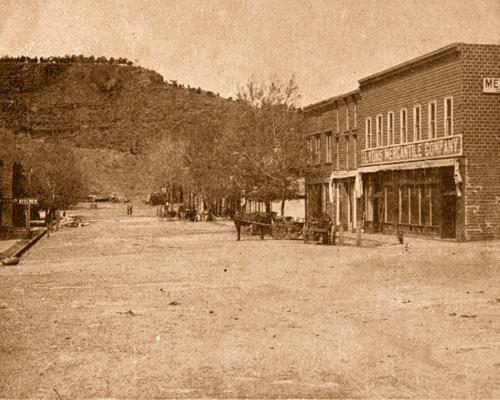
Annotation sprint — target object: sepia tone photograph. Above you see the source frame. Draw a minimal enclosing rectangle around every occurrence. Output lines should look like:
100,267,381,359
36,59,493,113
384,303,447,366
1,0,499,398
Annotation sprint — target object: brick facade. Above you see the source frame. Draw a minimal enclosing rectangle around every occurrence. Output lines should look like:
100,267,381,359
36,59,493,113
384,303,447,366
304,43,500,241
0,157,14,230
460,44,500,240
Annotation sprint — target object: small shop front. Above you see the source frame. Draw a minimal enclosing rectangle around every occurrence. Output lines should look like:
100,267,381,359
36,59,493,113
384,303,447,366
359,158,463,239
327,171,358,232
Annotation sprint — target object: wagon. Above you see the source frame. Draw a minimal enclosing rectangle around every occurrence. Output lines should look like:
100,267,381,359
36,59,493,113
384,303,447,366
303,214,334,245
271,217,305,240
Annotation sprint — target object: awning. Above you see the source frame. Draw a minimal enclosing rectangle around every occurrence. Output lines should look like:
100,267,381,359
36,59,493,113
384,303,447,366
329,170,357,180
358,157,457,173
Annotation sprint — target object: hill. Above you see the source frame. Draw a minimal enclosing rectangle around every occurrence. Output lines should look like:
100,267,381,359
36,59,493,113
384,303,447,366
0,57,232,195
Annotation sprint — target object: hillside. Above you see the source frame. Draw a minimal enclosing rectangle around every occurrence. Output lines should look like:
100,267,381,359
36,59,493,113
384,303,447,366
0,58,232,195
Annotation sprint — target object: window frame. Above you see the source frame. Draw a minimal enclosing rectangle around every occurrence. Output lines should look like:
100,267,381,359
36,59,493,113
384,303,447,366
353,134,357,168
365,117,372,149
444,96,453,136
335,108,339,134
353,102,357,128
314,134,321,165
376,114,383,147
387,111,394,146
335,136,340,169
325,131,332,164
428,101,437,139
400,108,408,144
345,135,350,169
346,104,350,131
413,104,422,142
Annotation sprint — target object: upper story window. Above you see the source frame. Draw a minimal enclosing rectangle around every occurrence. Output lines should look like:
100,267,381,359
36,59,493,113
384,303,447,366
376,114,383,147
345,135,350,169
428,101,437,138
335,109,340,133
444,96,453,136
353,135,357,168
365,117,372,149
314,135,321,164
400,108,408,144
413,105,421,141
387,111,394,146
335,136,340,169
346,104,350,131
325,132,332,163
353,103,357,128
307,137,313,165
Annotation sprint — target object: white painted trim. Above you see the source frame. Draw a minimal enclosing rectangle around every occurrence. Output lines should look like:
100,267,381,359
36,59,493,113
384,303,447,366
376,114,383,147
400,108,408,144
444,96,454,136
365,117,372,149
413,104,422,142
387,111,394,146
428,100,437,139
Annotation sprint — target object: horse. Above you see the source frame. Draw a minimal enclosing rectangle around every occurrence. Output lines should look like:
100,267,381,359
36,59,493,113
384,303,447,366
184,208,197,222
232,211,275,241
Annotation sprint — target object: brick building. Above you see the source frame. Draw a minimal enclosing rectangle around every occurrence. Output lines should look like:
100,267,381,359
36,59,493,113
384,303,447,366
0,157,14,235
304,43,500,241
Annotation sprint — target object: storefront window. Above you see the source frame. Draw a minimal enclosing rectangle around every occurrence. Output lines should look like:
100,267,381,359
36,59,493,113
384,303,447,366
400,185,409,224
422,185,431,225
410,186,419,225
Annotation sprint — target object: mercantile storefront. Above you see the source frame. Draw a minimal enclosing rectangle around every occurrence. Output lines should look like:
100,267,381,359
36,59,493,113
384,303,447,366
304,43,500,241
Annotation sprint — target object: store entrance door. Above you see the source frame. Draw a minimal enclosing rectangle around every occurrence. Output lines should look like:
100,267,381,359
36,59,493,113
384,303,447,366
441,193,456,238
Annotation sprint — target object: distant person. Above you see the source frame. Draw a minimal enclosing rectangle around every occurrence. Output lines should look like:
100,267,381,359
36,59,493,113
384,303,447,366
45,206,54,237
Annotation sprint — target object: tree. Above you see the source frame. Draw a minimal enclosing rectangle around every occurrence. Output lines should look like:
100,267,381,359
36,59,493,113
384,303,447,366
228,75,306,215
16,139,87,210
178,99,239,216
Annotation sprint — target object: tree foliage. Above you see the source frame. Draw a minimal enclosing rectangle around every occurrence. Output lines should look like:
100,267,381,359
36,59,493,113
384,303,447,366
6,135,87,209
227,76,306,214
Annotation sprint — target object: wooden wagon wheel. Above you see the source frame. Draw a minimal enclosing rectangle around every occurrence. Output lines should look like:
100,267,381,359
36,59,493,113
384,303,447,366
272,224,281,239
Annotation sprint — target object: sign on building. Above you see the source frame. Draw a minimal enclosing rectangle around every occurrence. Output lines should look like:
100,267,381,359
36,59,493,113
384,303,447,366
361,135,462,166
483,77,500,93
14,198,38,205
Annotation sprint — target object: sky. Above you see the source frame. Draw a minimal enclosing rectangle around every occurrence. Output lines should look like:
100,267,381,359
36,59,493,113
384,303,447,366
0,0,499,105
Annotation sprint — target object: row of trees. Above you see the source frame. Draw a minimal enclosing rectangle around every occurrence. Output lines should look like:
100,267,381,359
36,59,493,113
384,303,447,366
0,55,134,65
148,76,306,216
1,75,306,216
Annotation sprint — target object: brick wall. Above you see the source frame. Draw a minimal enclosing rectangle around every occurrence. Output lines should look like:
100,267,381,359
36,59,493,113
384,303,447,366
359,52,462,150
304,43,499,239
304,93,359,220
460,44,500,240
0,158,13,228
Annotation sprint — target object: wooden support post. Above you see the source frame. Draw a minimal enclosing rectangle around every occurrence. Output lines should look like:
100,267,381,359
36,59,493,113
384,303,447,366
356,222,362,246
25,205,31,238
338,224,344,246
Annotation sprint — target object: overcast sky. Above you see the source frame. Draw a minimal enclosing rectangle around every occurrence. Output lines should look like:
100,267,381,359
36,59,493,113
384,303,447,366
0,0,499,105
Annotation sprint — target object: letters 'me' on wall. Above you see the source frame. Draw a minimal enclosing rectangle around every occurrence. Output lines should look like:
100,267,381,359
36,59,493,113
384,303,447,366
483,77,500,93
361,135,463,166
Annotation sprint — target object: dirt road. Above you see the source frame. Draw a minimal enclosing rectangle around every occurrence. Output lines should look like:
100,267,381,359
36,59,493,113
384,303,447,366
1,203,499,399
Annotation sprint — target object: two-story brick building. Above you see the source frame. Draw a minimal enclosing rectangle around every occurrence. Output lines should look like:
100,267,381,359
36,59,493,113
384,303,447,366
304,43,500,241
304,90,361,230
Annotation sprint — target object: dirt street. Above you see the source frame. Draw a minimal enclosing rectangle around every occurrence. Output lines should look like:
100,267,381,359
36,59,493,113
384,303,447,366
1,203,500,399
